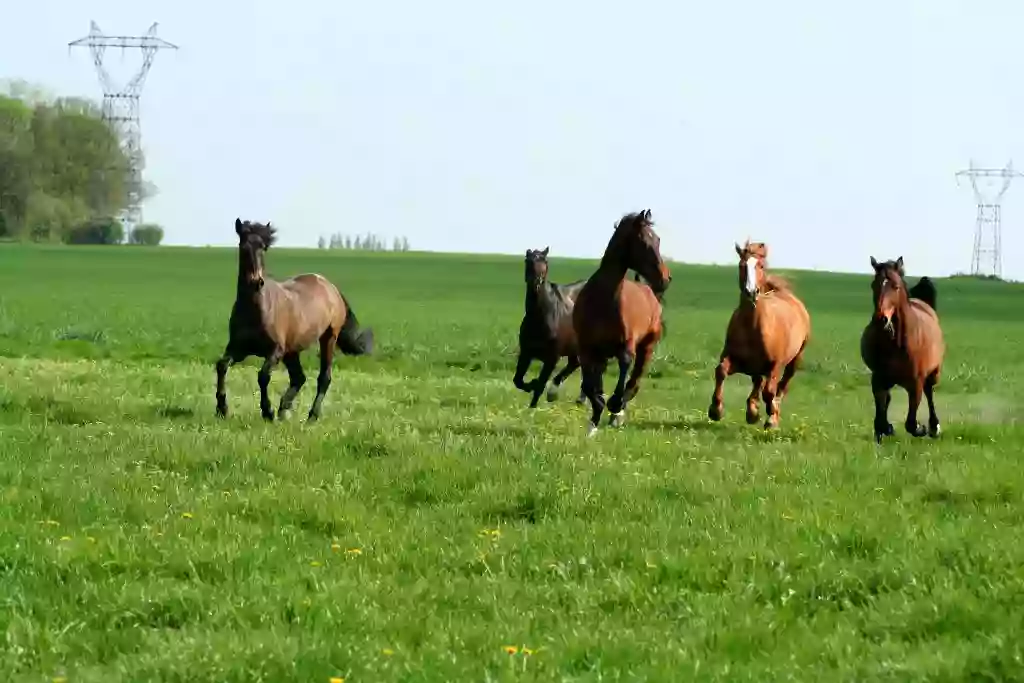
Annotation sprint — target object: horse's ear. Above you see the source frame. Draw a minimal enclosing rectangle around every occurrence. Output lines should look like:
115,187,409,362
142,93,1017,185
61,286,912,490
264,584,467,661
541,246,549,257
735,242,744,257
870,256,879,270
643,208,652,221
896,255,904,271
235,218,244,235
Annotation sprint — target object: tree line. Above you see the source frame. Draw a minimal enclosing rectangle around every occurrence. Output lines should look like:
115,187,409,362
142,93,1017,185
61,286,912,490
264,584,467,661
318,233,411,252
0,79,163,245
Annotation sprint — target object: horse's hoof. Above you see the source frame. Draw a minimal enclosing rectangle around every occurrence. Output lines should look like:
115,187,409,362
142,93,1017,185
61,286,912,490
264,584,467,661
546,389,559,403
907,423,927,438
929,422,941,438
262,412,275,422
874,422,895,443
585,424,598,438
764,420,778,431
609,411,625,428
575,395,587,405
708,404,723,422
216,408,228,419
745,410,759,425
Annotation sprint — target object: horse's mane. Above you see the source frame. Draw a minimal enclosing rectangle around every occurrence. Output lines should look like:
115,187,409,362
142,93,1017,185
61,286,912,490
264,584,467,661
614,210,653,235
763,273,793,293
240,220,277,247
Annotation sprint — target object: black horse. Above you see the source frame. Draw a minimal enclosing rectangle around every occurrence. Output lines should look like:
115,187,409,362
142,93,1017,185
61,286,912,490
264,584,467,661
513,247,587,408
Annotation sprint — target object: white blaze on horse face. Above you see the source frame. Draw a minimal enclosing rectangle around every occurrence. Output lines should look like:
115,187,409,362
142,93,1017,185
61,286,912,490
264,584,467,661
744,257,759,295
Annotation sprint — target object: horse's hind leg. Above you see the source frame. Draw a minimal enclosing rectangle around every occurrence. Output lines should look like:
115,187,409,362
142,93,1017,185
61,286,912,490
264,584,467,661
529,357,557,409
580,355,608,436
308,332,337,422
924,371,941,438
547,355,580,402
277,352,307,420
708,355,733,422
257,349,284,422
904,378,927,438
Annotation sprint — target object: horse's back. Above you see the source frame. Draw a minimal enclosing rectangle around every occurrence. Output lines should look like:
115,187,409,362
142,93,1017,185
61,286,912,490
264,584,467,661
909,300,944,369
274,273,348,345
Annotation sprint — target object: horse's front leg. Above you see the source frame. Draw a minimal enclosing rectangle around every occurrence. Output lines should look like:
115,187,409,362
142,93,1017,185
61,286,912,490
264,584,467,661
547,355,580,402
761,362,784,430
258,349,284,421
215,344,247,418
529,357,558,409
512,349,534,393
308,332,337,421
606,346,635,427
871,372,895,443
746,374,765,425
905,378,927,438
708,355,733,422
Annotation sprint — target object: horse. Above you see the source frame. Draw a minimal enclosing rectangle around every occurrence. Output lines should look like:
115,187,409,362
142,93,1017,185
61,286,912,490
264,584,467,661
513,247,587,408
215,218,374,422
860,256,944,443
572,208,672,436
708,240,811,430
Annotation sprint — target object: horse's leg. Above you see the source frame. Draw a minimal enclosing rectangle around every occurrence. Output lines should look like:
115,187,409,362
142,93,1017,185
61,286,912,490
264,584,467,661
746,375,765,425
277,352,307,421
257,349,284,422
512,349,533,394
547,355,580,402
761,362,784,430
622,339,655,405
924,371,941,437
308,332,337,422
871,372,896,443
708,355,733,422
904,378,927,438
529,357,557,409
215,345,247,417
606,345,636,426
581,354,608,436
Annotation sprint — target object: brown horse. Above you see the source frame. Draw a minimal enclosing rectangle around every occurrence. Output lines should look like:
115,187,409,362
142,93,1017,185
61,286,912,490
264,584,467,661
572,209,671,436
513,247,587,408
860,256,943,443
708,241,810,430
215,218,374,422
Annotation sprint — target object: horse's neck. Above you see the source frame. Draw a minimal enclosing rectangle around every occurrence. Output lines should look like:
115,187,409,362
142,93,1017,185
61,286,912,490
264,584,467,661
591,255,628,295
893,296,918,347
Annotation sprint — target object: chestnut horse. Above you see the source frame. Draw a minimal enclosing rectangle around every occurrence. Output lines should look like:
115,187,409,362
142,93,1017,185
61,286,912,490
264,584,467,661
572,209,671,436
513,247,587,408
215,219,374,422
860,256,944,443
708,241,810,430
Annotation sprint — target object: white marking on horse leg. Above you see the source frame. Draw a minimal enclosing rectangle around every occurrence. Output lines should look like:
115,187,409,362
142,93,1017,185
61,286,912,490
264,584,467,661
586,424,598,438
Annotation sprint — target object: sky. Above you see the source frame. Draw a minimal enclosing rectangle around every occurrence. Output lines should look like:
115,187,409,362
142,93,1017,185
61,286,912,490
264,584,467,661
4,0,1024,279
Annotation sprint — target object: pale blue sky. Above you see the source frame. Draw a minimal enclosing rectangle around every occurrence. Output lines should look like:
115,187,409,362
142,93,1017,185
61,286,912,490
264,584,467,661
4,0,1024,278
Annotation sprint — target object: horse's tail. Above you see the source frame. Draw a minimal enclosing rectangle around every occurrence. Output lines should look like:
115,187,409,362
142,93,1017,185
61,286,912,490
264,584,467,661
338,296,374,356
910,276,938,312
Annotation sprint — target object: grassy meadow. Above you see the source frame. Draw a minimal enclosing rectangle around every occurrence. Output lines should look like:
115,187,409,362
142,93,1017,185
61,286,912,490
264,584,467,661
1,243,1023,682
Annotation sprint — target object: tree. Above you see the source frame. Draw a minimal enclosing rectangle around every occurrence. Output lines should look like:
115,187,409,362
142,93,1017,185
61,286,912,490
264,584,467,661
0,82,137,243
317,235,326,249
129,223,164,245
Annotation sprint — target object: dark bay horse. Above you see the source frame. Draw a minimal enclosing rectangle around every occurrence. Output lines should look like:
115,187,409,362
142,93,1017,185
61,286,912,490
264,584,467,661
513,247,587,408
215,219,374,422
572,209,672,436
860,256,944,443
708,241,811,430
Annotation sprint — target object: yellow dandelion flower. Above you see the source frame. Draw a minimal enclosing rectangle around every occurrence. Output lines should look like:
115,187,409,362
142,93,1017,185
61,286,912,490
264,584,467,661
59,536,71,542
382,648,394,656
330,543,341,551
503,645,518,655
53,677,68,683
329,677,345,683
345,548,362,556
181,512,193,519
310,561,322,567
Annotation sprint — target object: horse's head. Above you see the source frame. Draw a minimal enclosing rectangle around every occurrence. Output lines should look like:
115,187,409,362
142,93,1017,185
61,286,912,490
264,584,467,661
869,255,906,334
234,218,277,289
734,239,769,305
613,209,671,295
524,247,550,286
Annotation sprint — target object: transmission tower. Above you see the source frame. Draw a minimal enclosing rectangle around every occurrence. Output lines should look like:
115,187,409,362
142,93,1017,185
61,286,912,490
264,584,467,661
955,160,1023,279
69,21,177,235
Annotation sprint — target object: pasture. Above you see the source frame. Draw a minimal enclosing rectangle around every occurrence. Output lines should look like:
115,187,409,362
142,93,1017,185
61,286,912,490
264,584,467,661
1,243,1023,682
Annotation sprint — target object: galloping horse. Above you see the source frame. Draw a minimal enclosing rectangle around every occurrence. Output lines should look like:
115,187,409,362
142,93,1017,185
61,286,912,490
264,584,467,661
708,241,811,430
215,219,374,422
860,256,944,443
572,209,671,436
513,247,587,408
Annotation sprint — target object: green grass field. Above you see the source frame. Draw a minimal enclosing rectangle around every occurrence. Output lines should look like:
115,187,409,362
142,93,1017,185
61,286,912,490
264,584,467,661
1,243,1023,682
